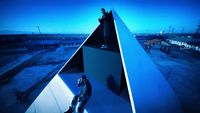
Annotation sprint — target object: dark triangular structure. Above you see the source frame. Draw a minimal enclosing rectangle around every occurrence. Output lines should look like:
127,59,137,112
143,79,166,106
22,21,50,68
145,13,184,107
26,10,183,113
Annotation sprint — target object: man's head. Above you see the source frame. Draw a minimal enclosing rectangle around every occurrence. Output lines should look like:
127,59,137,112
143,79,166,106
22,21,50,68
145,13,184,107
77,75,87,87
101,8,106,15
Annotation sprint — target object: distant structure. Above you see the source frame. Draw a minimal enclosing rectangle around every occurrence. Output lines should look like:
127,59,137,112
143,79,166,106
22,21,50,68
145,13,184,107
181,27,184,35
196,25,200,34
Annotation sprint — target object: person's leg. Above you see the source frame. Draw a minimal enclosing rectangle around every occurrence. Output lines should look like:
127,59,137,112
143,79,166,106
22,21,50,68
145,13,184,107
103,26,107,45
77,99,88,113
101,26,108,48
71,95,78,111
65,95,78,113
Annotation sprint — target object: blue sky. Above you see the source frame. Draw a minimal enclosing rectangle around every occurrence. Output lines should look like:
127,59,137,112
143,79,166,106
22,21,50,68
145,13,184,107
0,0,200,34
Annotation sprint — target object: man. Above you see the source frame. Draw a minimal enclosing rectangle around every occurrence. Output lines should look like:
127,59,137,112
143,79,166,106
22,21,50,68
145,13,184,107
99,8,110,48
65,75,92,113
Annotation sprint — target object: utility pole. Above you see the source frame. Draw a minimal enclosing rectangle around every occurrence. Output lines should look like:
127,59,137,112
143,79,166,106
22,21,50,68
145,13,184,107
37,26,41,34
168,25,171,35
37,26,45,49
181,27,184,35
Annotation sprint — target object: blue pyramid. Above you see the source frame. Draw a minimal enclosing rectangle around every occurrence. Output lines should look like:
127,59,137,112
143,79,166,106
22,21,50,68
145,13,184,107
26,10,183,113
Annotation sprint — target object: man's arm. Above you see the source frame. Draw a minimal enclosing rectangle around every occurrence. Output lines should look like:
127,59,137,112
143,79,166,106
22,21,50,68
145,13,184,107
77,86,87,102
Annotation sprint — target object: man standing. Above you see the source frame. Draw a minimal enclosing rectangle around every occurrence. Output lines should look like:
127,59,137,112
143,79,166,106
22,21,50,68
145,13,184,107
65,75,92,113
99,8,110,48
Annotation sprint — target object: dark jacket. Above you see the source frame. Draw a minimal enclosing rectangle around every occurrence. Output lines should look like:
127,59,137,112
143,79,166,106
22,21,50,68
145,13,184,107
78,79,92,101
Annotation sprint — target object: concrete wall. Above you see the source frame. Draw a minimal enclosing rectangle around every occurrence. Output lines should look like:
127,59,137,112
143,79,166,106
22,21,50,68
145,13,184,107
83,46,122,92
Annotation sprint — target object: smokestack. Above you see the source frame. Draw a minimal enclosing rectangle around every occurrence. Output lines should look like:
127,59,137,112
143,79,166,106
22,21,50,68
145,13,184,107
196,25,200,34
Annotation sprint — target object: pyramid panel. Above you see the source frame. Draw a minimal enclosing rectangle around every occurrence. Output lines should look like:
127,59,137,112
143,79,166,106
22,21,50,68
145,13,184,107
26,10,132,113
